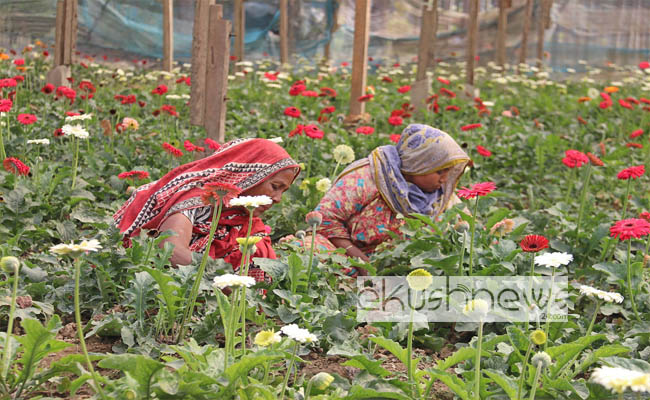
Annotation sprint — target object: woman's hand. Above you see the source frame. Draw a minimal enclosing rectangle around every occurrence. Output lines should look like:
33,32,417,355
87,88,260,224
158,213,194,266
330,238,371,263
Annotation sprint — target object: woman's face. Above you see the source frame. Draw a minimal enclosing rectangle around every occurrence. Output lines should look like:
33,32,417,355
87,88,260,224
405,167,450,193
240,168,296,216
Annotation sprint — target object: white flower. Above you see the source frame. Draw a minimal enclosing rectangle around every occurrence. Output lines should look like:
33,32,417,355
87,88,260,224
26,139,50,145
50,239,102,256
534,252,573,268
280,324,318,343
166,94,181,100
235,61,254,67
333,144,355,164
268,137,283,143
591,366,650,394
315,178,331,193
229,195,273,209
65,113,92,122
61,124,89,139
531,351,552,368
587,88,600,98
578,285,624,303
212,274,256,289
462,298,490,320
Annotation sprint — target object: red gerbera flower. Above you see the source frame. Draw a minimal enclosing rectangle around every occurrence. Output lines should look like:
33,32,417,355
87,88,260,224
289,83,306,96
440,87,456,98
319,87,337,97
630,129,644,139
41,83,55,94
577,116,587,125
461,123,482,131
13,58,24,66
444,105,459,112
204,138,220,150
519,235,549,253
17,113,37,125
618,99,634,110
357,94,374,102
397,85,411,94
389,134,401,143
289,124,304,137
476,145,492,157
3,157,30,176
184,140,203,152
162,142,183,157
617,165,645,180
0,99,12,112
151,84,168,96
304,124,324,139
457,181,497,199
626,143,643,149
437,77,450,85
201,182,242,206
283,106,301,118
381,76,393,83
0,78,17,88
301,90,319,97
561,149,589,168
356,126,374,135
640,61,650,70
609,218,650,240
639,211,650,222
118,170,149,180
586,152,604,166
388,115,403,126
320,106,336,115
160,104,178,117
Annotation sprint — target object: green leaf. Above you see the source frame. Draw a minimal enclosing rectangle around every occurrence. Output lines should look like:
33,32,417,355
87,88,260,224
572,344,630,377
98,354,165,396
143,266,183,324
436,347,476,370
125,271,154,331
344,385,412,400
546,334,606,377
254,257,288,281
486,208,510,229
223,350,284,388
343,355,391,378
426,369,471,400
287,253,303,293
484,369,518,400
600,356,650,372
369,337,408,365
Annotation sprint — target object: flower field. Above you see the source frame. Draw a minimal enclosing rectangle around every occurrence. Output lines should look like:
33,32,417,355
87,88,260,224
2,44,650,399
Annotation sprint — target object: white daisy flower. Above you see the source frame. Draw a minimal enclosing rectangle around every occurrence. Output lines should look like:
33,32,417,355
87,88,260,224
26,139,50,145
280,324,318,343
229,195,273,209
212,274,256,289
61,124,89,139
65,113,92,122
50,239,102,256
591,366,650,394
315,178,331,193
463,299,490,320
578,285,624,303
333,144,355,164
534,252,573,268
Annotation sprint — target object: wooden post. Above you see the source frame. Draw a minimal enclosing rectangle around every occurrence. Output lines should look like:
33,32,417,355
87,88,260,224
53,0,65,67
233,0,245,62
536,0,552,67
519,0,533,68
163,0,174,71
62,0,76,65
190,0,215,126
466,0,479,85
279,0,289,65
496,0,510,66
323,0,340,63
412,0,438,112
203,4,231,143
347,0,371,118
48,0,76,86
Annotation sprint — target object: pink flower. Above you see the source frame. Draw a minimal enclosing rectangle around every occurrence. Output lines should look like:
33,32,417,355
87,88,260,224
457,182,497,199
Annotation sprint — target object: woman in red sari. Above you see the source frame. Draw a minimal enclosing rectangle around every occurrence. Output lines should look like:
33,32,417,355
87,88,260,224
113,138,300,281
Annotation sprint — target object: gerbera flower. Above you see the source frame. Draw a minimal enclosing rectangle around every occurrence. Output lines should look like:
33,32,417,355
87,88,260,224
3,157,30,176
254,329,282,347
609,218,650,240
586,152,604,166
640,211,650,222
457,181,496,199
577,116,588,124
162,142,183,157
626,143,643,149
520,235,549,253
319,87,337,97
0,78,17,88
117,170,149,180
301,90,318,97
151,84,168,95
304,124,324,139
440,87,456,98
356,126,374,135
41,83,55,94
388,115,403,126
201,182,241,206
204,138,220,150
461,123,482,131
280,324,318,343
389,134,401,143
562,149,589,168
476,145,491,157
0,99,12,112
17,113,37,125
578,284,624,303
437,77,450,85
230,195,273,209
397,85,411,94
534,252,573,268
283,106,300,118
357,94,374,102
619,99,634,109
289,124,304,137
630,129,644,139
333,144,355,164
212,274,256,289
406,268,433,291
288,83,306,96
617,165,645,180
320,106,335,115
446,105,460,112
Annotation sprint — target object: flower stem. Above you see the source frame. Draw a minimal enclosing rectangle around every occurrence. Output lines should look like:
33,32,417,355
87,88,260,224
330,161,341,182
305,224,318,288
575,163,592,239
626,239,641,321
407,306,415,397
563,167,577,204
621,179,632,220
74,259,107,400
474,321,483,400
458,231,466,275
177,199,223,343
559,300,601,379
517,342,534,400
0,262,19,380
279,342,299,400
542,268,556,351
528,363,543,400
0,122,6,161
71,137,79,190
468,196,480,276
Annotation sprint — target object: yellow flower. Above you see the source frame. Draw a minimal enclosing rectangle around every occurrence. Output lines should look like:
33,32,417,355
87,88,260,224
406,269,433,291
254,329,281,347
530,329,546,345
236,236,262,247
315,178,331,193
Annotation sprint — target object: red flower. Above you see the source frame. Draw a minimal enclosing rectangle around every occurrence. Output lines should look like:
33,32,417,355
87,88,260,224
389,134,401,143
626,97,640,105
437,77,450,85
78,80,96,99
641,98,650,105
263,71,278,81
320,106,336,114
319,87,337,97
184,140,202,152
577,116,587,125
626,143,643,149
617,165,645,180
461,123,482,131
41,83,55,94
388,115,403,126
0,78,17,88
283,106,301,118
586,152,604,166
476,145,492,157
619,99,634,110
391,109,405,117
17,113,37,125
289,124,304,137
397,85,411,94
204,138,220,150
201,182,242,206
289,83,306,96
53,128,64,137
429,101,440,113
3,157,30,176
13,58,24,66
162,142,183,157
12,75,24,83
304,124,324,139
301,90,319,97
630,129,644,139
446,105,460,112
519,235,549,253
356,126,374,135
640,211,650,222
640,61,650,70
341,61,349,67
381,76,393,83
152,84,168,95
118,170,149,180
562,149,589,168
609,218,650,240
160,104,178,117
0,99,12,112
440,87,456,98
599,100,612,109
457,181,497,199
56,86,76,103
357,94,374,102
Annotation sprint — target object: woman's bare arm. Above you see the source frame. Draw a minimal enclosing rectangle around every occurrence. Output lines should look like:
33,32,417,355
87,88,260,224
158,213,194,266
329,237,370,273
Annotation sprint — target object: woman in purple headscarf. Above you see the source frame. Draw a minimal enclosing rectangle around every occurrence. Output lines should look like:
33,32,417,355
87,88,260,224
312,124,470,273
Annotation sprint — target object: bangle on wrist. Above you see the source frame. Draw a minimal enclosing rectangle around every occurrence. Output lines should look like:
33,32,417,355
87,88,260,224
344,244,354,251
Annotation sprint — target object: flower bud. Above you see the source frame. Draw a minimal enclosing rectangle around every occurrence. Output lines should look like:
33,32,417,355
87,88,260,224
306,211,323,227
530,329,547,345
531,351,552,369
310,372,334,390
1,256,20,273
295,230,306,240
